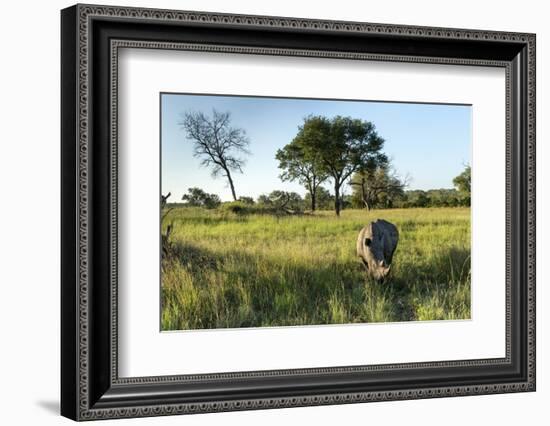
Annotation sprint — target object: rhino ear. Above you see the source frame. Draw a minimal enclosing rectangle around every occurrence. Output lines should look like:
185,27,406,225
365,238,371,247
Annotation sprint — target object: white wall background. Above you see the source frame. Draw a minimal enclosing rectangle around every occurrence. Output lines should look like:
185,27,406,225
0,0,546,424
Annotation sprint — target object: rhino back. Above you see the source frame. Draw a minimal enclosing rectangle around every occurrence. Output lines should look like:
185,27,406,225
373,219,399,260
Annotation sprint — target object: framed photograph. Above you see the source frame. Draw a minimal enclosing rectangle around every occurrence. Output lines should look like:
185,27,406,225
61,4,536,421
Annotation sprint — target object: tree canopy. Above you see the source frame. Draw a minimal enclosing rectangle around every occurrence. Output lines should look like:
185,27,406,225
275,138,328,212
291,115,387,215
453,165,471,194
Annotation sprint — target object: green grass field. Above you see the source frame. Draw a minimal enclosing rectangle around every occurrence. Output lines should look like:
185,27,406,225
161,207,470,330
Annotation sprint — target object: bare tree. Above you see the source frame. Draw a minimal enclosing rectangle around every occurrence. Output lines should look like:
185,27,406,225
161,192,171,210
161,192,174,257
180,110,250,201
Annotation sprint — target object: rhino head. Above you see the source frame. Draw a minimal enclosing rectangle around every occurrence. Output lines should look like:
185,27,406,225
356,220,398,281
362,236,392,280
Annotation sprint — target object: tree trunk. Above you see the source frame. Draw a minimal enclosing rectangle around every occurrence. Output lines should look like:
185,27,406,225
310,187,316,212
225,169,237,201
334,182,341,216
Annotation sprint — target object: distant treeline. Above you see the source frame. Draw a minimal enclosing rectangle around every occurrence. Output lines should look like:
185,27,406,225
169,185,470,215
397,189,470,208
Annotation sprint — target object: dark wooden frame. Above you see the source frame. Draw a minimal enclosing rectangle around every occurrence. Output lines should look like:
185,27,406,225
61,4,536,421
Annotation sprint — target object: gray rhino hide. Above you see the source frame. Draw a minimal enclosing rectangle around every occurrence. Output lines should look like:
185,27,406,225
356,219,399,281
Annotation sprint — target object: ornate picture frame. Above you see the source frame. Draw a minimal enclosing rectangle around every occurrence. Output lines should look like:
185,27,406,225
61,4,535,421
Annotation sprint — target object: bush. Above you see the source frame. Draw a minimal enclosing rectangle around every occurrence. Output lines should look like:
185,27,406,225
257,190,304,213
181,187,221,209
220,197,306,217
220,201,253,215
238,196,255,205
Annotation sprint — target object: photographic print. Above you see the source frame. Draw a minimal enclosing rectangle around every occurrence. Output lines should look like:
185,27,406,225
160,93,472,331
61,7,536,418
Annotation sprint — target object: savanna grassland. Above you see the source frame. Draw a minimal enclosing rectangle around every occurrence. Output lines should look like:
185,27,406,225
161,207,471,330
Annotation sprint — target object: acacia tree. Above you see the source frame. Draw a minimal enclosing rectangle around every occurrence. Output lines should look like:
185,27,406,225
275,140,328,212
350,164,408,210
294,115,387,216
181,110,250,201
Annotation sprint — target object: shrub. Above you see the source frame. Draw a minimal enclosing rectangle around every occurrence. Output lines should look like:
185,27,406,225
181,187,221,209
220,201,252,215
238,196,255,205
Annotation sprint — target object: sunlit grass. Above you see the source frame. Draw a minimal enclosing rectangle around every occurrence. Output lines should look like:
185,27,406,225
161,207,470,330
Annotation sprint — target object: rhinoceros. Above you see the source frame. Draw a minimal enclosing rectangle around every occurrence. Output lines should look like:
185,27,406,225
356,219,399,281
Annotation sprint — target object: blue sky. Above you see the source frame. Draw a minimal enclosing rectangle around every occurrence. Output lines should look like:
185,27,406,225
161,93,471,202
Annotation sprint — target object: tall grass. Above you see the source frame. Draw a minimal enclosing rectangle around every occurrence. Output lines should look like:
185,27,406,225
161,207,470,330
